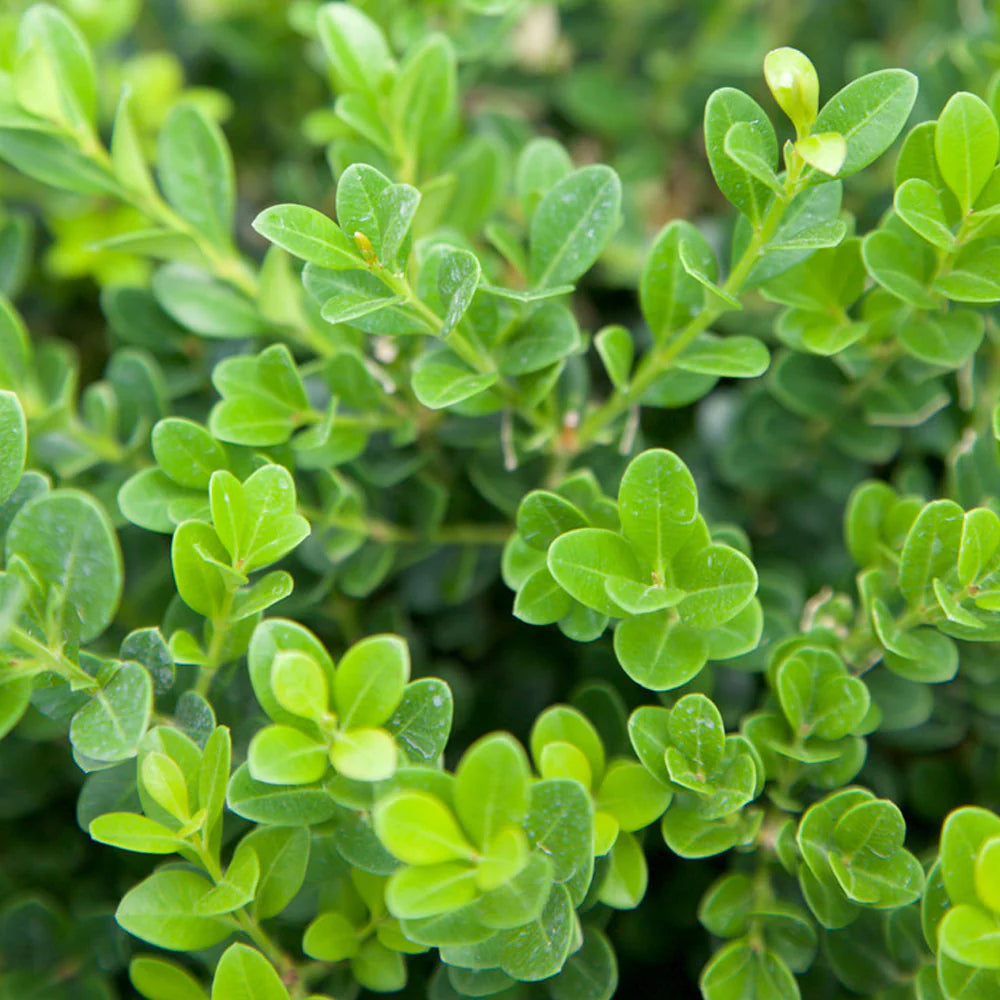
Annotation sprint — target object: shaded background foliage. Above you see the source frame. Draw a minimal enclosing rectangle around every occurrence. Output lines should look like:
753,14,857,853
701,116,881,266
2,1,1000,998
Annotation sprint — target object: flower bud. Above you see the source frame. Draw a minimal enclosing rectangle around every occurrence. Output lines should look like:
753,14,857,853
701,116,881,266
764,47,819,136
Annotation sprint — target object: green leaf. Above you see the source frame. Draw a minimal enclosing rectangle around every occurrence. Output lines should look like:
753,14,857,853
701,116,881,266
270,651,329,722
391,34,457,174
976,837,1000,913
614,612,709,690
640,221,712,338
531,705,606,785
597,760,672,831
797,132,847,176
7,489,122,641
594,325,633,390
517,137,573,215
941,807,1000,906
152,418,227,491
678,240,741,310
385,861,478,919
454,732,531,848
130,956,209,1000
529,165,622,289
233,825,310,919
723,122,783,196
375,790,476,864
618,448,699,574
117,869,233,950
196,849,259,915
435,246,481,336
171,520,230,618
0,391,26,504
498,885,577,980
70,662,152,763
334,634,409,729
674,334,769,378
898,311,983,368
936,243,1000,303
812,69,919,176
330,727,397,781
16,4,97,130
317,3,393,98
894,178,956,250
669,693,726,774
675,544,758,630
247,725,329,785
959,507,1000,585
0,126,119,196
222,464,310,573
525,779,593,887
597,829,648,909
199,726,231,828
252,204,362,269
704,88,777,224
385,678,453,765
226,764,337,826
89,812,183,854
700,941,799,1000
303,911,360,962
111,89,157,201
335,162,390,252
412,347,497,409
517,490,588,551
935,92,999,214
547,528,641,617
153,264,263,339
939,905,1000,970
157,103,234,247
211,943,290,1000
141,751,191,821
899,499,963,603
498,301,581,376
514,567,574,625
861,226,936,308
547,926,617,1000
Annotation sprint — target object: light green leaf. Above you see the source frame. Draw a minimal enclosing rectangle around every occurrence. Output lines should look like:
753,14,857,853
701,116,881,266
330,727,397,781
130,956,210,1000
247,725,329,786
935,92,999,214
211,943,289,1000
454,732,531,848
894,178,956,250
375,790,476,864
334,633,410,729
117,869,233,950
317,3,393,98
89,812,183,854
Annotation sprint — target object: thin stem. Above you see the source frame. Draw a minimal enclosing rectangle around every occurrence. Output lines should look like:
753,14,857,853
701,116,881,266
575,166,802,451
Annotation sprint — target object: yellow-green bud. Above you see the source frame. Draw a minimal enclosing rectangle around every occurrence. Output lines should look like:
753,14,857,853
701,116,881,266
764,47,819,137
796,132,847,176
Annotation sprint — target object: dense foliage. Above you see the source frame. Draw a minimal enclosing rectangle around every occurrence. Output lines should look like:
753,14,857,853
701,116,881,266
4,2,1000,998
